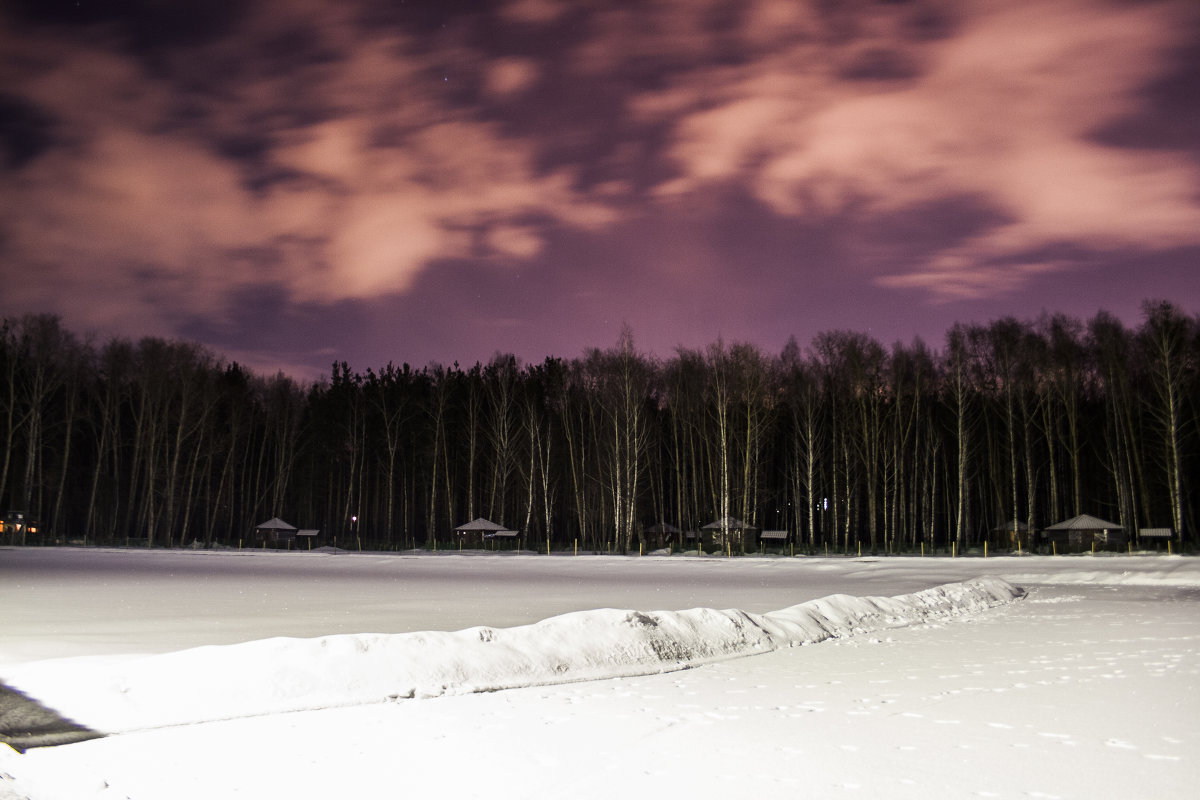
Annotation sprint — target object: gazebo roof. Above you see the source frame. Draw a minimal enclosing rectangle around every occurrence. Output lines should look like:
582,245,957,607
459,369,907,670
454,517,510,532
701,516,756,531
255,517,297,531
1043,514,1122,531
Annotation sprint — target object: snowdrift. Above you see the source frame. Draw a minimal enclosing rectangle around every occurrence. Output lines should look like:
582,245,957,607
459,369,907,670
4,577,1022,735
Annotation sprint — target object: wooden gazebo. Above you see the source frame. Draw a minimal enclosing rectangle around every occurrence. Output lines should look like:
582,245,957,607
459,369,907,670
251,518,318,548
701,517,757,552
1042,514,1125,552
642,522,681,550
454,518,518,549
993,520,1031,550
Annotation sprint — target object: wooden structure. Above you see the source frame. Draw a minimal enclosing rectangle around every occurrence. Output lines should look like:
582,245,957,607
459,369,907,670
1041,514,1125,552
642,522,681,550
252,518,318,548
454,518,518,549
701,517,757,551
993,520,1031,550
253,517,298,545
1138,528,1174,551
2,511,40,545
759,530,788,553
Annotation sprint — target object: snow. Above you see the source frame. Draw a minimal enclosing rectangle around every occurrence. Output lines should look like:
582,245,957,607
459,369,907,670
1,548,1198,799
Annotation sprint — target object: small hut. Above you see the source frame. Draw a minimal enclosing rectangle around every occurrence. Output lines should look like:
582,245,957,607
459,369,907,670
642,522,681,550
1138,528,1174,551
253,518,298,547
993,520,1031,550
1042,514,1125,552
759,530,789,553
454,518,518,549
701,517,757,552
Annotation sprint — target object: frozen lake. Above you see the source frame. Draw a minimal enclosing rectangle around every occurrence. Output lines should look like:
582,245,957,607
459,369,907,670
0,546,1062,665
2,547,1198,799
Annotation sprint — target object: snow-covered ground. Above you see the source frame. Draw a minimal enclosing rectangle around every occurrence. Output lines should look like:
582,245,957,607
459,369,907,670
1,548,1198,799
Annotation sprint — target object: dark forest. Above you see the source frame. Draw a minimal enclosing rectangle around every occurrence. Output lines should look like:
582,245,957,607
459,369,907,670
1,301,1195,554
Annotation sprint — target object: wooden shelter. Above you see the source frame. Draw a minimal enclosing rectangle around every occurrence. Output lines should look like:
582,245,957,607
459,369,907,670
454,518,518,549
253,520,321,551
1138,528,1174,551
993,520,1031,550
701,517,757,551
1042,514,1125,552
759,530,789,553
642,522,681,550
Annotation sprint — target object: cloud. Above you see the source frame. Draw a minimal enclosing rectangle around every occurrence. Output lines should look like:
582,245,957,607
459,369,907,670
485,57,540,97
0,0,616,343
502,0,566,25
2,0,1197,369
626,0,1200,298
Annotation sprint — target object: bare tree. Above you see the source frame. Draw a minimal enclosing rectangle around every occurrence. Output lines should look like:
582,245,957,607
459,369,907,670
1138,300,1195,543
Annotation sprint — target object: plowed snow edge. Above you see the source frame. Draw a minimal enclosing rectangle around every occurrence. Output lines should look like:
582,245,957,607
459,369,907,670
4,576,1023,735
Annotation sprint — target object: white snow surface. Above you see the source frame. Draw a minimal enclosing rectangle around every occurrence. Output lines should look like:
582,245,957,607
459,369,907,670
1,548,1198,799
3,576,1020,733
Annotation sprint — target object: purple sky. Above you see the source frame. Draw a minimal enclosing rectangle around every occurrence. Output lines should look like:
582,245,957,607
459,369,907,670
3,0,1198,380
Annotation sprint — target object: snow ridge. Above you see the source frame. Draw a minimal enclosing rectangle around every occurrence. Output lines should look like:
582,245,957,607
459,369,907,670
5,576,1022,734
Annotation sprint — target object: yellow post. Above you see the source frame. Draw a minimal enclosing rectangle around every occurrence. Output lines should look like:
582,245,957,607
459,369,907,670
984,541,988,558
1017,538,1022,555
1053,542,1058,556
547,538,550,556
575,538,578,556
239,539,242,550
1091,540,1095,555
921,541,924,557
639,542,643,556
952,542,957,558
857,542,862,558
1168,540,1172,555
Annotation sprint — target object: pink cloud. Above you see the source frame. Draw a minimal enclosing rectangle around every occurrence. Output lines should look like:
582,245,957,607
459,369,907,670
0,1,614,338
628,0,1200,297
502,0,566,25
485,57,540,97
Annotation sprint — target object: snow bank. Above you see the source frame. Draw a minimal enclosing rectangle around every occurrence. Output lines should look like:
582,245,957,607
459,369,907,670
4,577,1022,735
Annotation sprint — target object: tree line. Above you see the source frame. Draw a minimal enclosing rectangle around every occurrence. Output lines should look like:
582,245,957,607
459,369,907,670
1,301,1196,553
